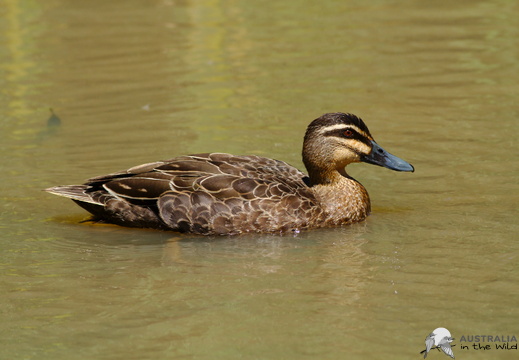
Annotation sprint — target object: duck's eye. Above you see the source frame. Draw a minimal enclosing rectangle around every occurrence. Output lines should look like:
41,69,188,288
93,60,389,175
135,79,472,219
343,129,353,137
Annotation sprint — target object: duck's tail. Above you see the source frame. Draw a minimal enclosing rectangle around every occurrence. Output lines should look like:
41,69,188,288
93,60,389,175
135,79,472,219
45,185,100,205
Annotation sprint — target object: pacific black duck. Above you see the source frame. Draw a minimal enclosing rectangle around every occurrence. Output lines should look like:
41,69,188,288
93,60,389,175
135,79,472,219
46,112,414,235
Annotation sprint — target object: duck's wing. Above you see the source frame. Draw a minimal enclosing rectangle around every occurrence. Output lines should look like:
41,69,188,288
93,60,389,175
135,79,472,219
47,153,318,234
147,153,318,234
81,152,308,202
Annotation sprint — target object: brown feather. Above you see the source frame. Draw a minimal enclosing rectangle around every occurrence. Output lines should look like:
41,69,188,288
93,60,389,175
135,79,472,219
45,113,413,235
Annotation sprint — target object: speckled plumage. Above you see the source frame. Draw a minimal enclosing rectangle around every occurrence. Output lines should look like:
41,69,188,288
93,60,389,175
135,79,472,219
46,113,414,235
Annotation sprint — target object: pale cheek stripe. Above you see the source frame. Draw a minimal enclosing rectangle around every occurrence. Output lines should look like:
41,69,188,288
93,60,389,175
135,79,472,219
338,139,371,154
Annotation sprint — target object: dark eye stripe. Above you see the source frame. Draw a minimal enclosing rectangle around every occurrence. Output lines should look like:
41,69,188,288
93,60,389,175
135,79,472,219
323,128,372,147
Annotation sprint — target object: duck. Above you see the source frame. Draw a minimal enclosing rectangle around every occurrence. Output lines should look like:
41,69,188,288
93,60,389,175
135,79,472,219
45,112,414,235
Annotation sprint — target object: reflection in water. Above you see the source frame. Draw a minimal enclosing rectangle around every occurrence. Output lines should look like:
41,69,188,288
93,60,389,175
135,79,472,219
1,0,47,145
1,0,518,359
148,227,373,357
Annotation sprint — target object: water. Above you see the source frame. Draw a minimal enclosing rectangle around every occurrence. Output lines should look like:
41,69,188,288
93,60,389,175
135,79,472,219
1,0,518,359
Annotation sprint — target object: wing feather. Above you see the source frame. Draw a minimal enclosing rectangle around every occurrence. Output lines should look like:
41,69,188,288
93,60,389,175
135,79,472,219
49,153,317,234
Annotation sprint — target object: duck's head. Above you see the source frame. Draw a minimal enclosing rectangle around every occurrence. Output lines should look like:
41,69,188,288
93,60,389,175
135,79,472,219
302,112,414,185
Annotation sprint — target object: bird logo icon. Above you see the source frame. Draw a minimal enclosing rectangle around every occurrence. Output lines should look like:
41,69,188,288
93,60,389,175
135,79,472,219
421,327,455,358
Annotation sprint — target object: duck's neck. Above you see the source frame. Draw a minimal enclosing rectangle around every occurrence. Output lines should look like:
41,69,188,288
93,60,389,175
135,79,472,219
306,165,348,186
307,167,371,224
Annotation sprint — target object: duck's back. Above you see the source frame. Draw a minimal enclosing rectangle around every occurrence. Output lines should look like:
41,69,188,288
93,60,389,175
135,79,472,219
49,153,325,235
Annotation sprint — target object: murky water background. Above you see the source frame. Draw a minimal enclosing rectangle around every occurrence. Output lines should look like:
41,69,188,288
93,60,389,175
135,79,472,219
1,0,518,359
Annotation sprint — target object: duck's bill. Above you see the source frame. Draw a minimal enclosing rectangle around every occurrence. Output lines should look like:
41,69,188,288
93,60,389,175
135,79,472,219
361,141,414,172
